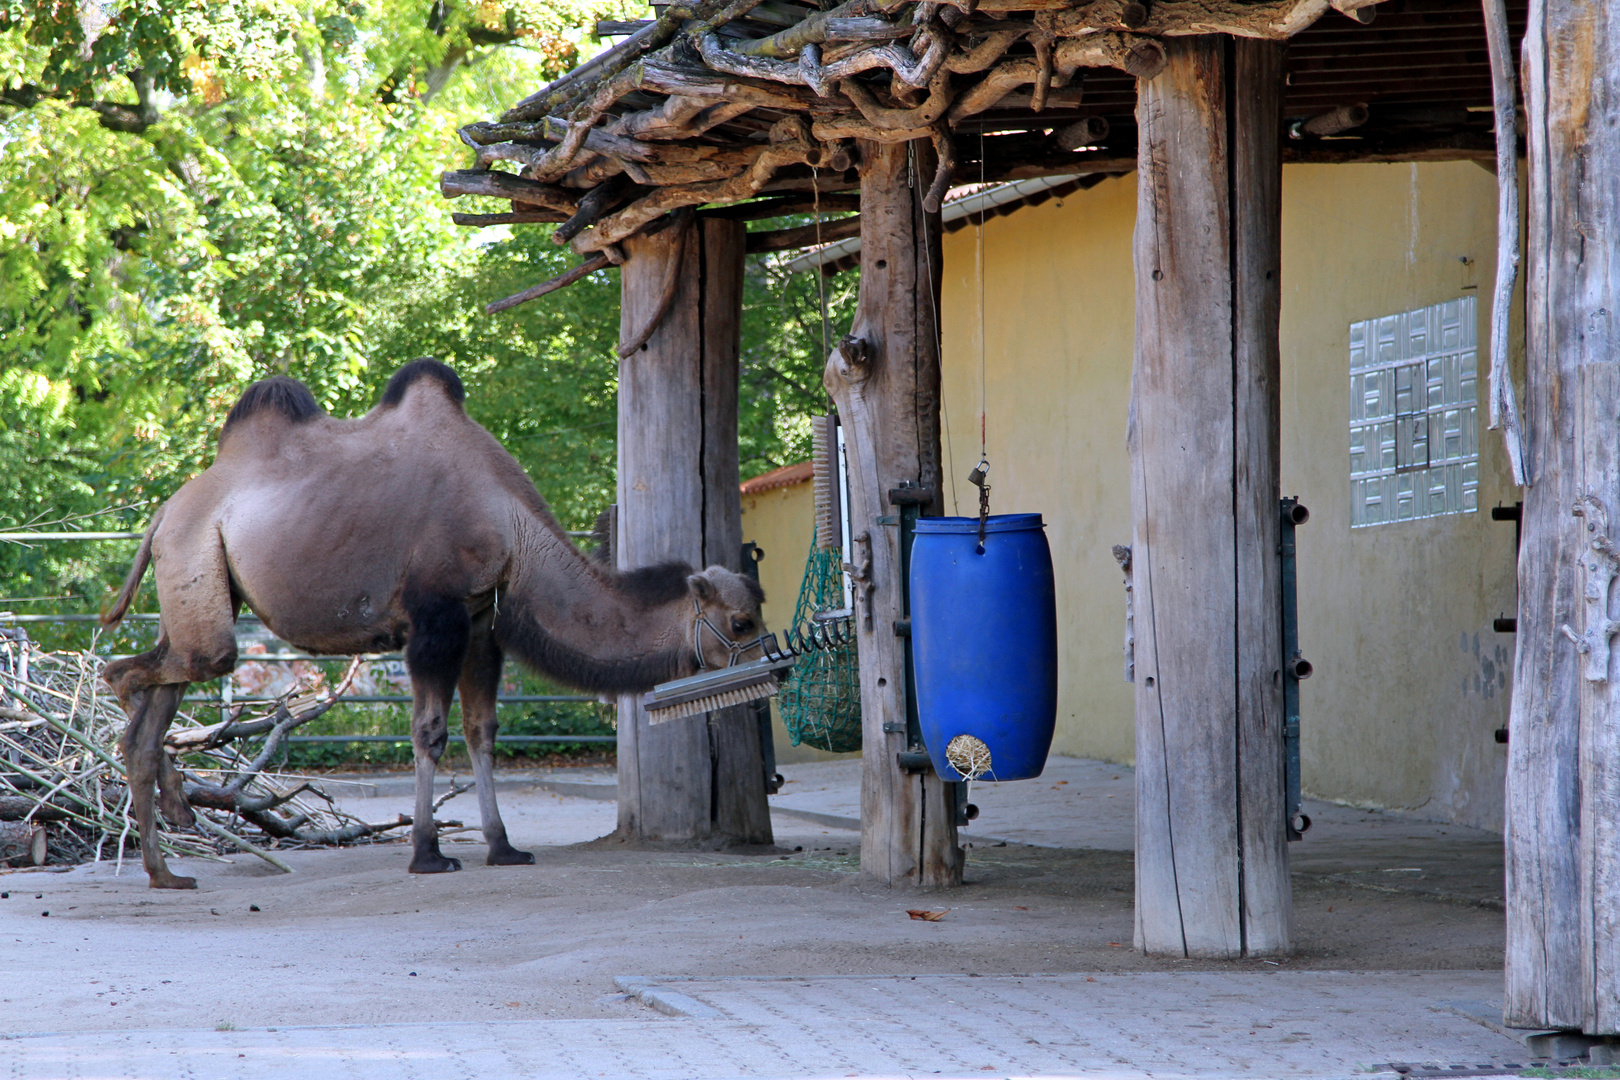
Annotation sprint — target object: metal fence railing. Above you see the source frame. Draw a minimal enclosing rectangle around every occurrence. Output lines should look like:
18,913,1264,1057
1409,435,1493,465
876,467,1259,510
2,528,609,745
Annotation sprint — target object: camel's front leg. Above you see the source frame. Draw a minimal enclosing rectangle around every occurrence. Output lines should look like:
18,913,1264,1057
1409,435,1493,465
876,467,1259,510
459,624,532,866
405,594,470,875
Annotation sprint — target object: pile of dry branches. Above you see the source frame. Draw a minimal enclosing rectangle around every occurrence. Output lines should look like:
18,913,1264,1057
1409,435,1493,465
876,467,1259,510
0,627,455,875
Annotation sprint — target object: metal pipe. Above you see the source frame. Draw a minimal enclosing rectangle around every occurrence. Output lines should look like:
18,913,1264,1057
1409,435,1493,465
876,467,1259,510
1280,497,1312,841
0,531,592,543
3,613,175,623
180,694,594,705
0,532,144,541
285,734,614,744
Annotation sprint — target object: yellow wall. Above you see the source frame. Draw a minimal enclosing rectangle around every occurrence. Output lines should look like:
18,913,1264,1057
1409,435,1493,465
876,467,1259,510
739,478,855,764
1278,163,1518,831
939,174,1142,766
935,160,1516,832
740,159,1519,830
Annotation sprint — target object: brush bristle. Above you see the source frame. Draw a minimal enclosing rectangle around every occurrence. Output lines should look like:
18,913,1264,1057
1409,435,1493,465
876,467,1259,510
811,415,836,551
647,681,779,724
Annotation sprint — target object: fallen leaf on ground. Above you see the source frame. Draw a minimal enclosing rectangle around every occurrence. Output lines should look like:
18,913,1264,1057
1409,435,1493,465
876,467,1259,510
907,909,949,921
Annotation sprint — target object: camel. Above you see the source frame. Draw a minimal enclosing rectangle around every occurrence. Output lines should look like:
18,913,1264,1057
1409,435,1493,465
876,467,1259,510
101,359,768,889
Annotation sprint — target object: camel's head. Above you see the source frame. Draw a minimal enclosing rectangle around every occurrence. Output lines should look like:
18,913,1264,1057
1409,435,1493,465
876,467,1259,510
686,565,769,671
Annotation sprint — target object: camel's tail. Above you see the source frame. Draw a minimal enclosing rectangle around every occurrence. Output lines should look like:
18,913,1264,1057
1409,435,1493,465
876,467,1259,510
101,507,163,628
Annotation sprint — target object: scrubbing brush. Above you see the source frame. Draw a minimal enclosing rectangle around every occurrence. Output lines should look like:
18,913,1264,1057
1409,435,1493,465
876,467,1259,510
645,651,797,724
643,617,855,723
811,414,842,551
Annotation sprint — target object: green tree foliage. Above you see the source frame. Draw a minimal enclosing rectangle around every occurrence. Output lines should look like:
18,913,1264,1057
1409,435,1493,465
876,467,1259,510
368,224,626,527
0,0,858,623
740,250,858,480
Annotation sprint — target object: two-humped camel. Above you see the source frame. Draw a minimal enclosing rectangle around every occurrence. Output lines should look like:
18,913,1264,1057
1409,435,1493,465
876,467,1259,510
101,359,768,889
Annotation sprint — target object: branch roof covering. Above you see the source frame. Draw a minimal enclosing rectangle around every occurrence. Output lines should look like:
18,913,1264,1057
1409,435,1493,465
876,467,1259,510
442,0,1522,262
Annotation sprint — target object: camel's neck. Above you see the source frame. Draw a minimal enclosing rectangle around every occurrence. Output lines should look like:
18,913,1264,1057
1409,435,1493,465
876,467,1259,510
494,523,694,694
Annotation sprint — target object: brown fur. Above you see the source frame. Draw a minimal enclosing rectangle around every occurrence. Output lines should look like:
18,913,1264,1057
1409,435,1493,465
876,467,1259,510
101,360,768,889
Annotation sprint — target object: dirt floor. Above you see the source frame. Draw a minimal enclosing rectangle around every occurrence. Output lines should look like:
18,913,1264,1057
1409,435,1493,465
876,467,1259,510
0,772,1505,1037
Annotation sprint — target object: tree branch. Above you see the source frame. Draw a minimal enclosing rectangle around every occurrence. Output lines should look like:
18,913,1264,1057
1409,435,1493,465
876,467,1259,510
1,70,163,134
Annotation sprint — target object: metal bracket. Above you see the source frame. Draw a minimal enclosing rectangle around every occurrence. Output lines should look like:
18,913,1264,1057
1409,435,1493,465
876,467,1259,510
954,783,978,826
896,750,932,773
1281,497,1313,842
739,541,781,794
887,486,935,508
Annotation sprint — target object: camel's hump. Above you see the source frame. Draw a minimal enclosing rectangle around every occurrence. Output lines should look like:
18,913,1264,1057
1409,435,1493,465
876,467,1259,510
379,358,465,410
222,376,322,434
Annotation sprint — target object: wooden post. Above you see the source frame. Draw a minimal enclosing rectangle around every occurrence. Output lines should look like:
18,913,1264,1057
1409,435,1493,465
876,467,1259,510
1505,0,1620,1033
1129,36,1290,958
615,215,773,847
825,138,962,888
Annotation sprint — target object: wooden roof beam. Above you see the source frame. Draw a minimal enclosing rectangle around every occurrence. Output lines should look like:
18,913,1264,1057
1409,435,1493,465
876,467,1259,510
500,0,767,123
948,34,1166,121
439,170,578,213
696,21,951,93
702,191,862,218
744,213,862,252
723,0,910,59
569,119,831,252
973,0,1389,38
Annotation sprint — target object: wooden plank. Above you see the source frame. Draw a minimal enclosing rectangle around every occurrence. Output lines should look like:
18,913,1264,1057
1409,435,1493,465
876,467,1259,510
701,217,746,575
1231,37,1292,958
1575,367,1620,1035
824,138,961,888
701,218,773,846
614,217,771,845
1130,35,1289,959
1502,0,1607,1028
1131,35,1243,958
616,220,708,842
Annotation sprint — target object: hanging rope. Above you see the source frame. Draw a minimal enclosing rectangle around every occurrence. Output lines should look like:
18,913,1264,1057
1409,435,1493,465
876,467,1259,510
969,130,992,548
977,130,988,470
812,165,830,372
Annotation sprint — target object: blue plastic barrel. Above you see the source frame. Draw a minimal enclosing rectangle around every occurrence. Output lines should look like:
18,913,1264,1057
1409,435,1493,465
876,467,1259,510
909,514,1057,782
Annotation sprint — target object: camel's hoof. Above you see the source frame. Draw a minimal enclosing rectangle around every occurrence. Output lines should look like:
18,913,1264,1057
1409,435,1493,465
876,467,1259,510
487,847,535,867
148,873,198,890
160,795,196,829
408,852,462,874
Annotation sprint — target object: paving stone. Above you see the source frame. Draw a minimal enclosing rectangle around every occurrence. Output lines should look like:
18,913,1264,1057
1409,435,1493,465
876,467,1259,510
3,971,1524,1080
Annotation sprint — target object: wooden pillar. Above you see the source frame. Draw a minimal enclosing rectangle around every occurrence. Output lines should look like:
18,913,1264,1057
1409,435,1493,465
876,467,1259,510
1129,36,1290,958
615,215,773,847
824,138,962,888
1506,0,1620,1033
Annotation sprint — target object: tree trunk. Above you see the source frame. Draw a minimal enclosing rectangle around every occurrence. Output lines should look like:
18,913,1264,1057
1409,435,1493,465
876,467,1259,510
1129,35,1291,958
1506,0,1620,1032
614,215,772,846
825,138,961,888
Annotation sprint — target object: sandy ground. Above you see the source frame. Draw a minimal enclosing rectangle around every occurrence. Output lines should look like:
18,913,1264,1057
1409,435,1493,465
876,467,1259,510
0,760,1506,1039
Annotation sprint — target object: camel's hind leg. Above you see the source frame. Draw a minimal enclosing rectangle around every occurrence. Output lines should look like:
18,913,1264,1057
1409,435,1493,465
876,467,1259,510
405,594,470,874
117,684,193,888
102,532,239,890
459,618,531,866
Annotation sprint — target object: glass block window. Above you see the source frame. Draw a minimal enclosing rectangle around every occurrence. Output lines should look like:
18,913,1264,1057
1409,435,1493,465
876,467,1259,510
1349,297,1479,527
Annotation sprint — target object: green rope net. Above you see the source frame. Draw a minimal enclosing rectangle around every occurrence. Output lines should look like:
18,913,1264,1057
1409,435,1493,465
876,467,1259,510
777,528,862,753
